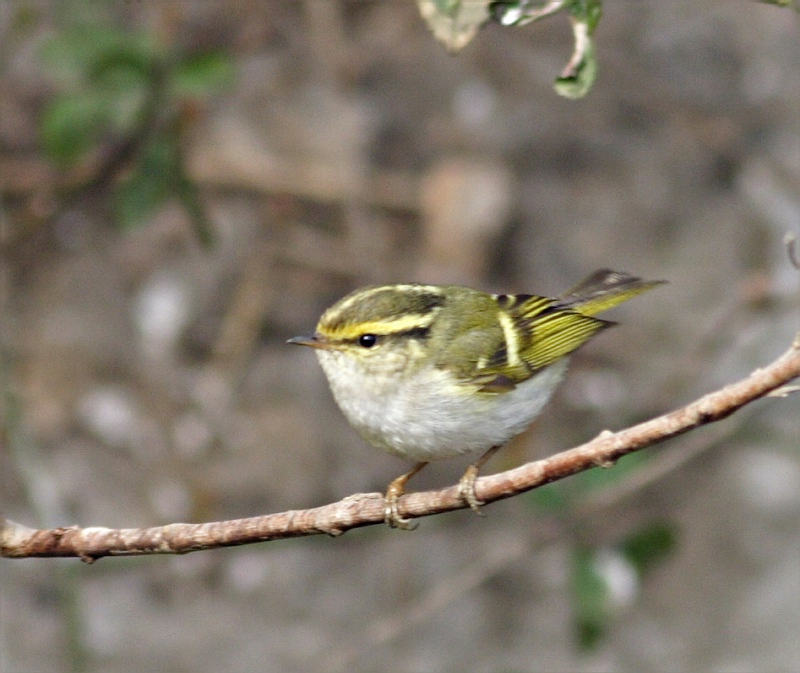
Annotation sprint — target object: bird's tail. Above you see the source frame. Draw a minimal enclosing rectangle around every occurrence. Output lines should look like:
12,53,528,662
558,269,666,317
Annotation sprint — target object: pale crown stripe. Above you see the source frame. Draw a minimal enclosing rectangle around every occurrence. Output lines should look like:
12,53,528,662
328,311,438,338
329,285,443,316
361,311,437,334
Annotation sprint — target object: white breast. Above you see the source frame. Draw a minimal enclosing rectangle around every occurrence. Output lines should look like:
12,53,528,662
317,350,569,463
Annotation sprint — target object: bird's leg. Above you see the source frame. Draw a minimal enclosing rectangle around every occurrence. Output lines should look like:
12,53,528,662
458,445,503,514
384,461,428,530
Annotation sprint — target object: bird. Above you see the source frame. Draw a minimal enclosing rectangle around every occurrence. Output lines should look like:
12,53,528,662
289,269,665,528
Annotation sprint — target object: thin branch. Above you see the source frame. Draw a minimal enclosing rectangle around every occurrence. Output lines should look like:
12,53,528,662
318,419,746,673
3,334,799,563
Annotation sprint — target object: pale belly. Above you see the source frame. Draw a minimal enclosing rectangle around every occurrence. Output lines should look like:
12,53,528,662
318,353,569,462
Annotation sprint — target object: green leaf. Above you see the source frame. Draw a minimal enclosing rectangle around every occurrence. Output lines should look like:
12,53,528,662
619,522,677,576
569,0,602,33
40,93,108,166
417,0,491,52
97,71,152,132
553,0,601,98
489,0,569,27
40,26,121,82
571,547,609,651
42,25,155,77
40,25,159,141
554,25,597,98
114,138,177,229
171,52,235,98
433,0,461,17
88,47,155,90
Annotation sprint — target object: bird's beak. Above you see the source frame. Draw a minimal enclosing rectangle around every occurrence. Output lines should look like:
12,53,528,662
287,334,331,350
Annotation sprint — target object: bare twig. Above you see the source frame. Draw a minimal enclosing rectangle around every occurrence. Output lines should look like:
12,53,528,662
320,418,748,673
3,334,799,562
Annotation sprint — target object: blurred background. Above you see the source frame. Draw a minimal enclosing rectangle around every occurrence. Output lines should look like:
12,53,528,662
1,1,798,672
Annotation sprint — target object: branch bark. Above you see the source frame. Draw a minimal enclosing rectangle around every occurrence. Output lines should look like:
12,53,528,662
3,334,799,563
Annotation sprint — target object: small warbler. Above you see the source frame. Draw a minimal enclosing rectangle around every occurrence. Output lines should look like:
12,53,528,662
290,269,664,529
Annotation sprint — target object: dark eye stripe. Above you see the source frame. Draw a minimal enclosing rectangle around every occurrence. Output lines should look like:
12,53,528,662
347,326,430,348
400,326,431,340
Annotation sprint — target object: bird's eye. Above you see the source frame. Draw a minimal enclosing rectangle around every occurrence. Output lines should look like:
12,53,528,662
358,334,378,348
